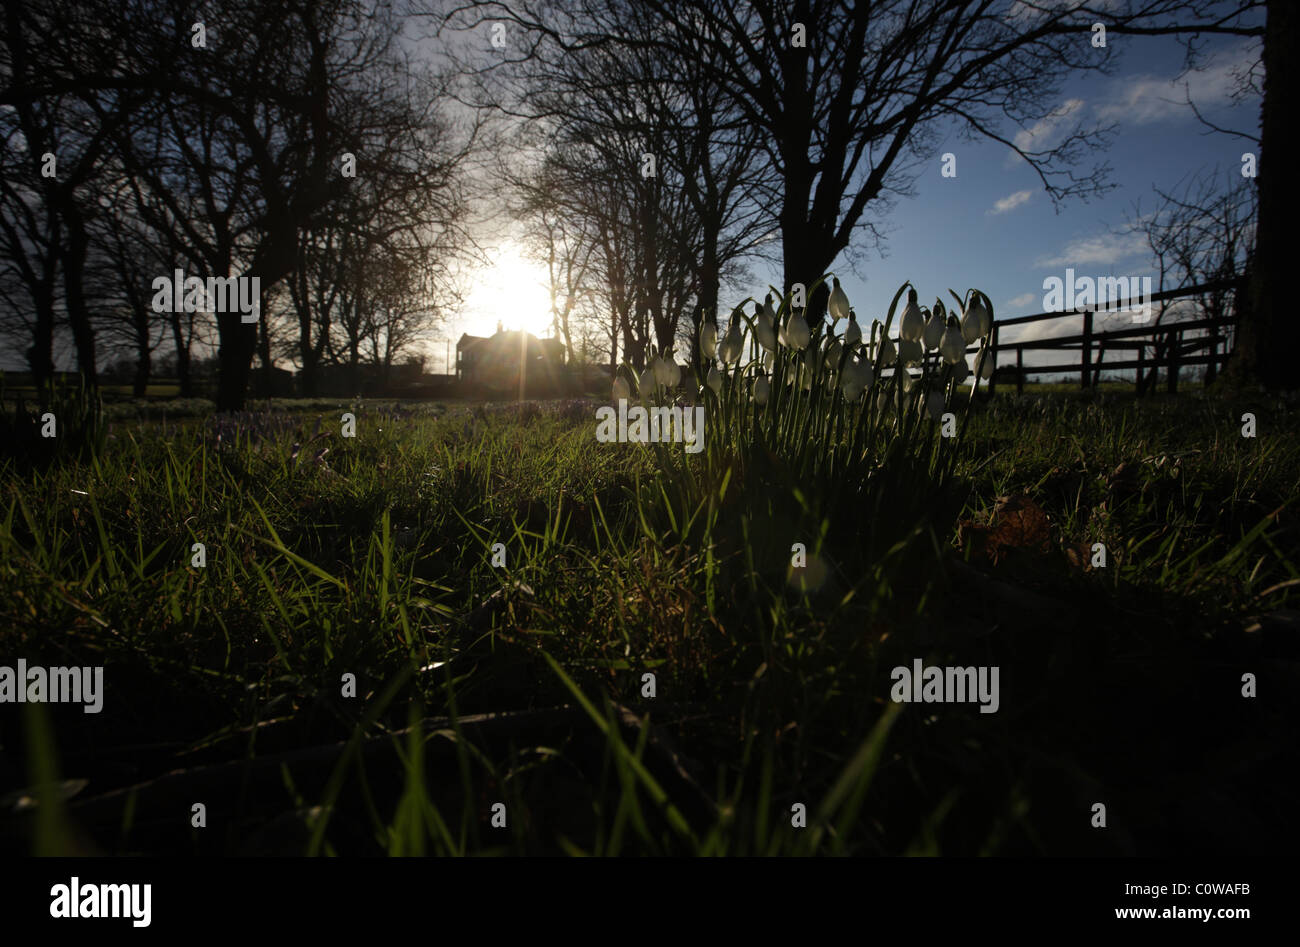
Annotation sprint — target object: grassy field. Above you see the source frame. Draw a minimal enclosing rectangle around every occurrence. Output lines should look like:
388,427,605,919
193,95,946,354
1,371,1296,855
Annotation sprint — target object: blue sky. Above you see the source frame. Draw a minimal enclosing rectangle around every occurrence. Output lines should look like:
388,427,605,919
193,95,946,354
770,31,1261,369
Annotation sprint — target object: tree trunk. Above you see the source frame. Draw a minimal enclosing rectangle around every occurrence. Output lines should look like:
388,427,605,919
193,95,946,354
170,314,193,397
1228,0,1299,391
61,209,98,390
215,314,258,411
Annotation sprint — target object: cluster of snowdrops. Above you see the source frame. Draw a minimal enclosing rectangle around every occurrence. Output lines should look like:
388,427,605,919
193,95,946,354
612,277,996,430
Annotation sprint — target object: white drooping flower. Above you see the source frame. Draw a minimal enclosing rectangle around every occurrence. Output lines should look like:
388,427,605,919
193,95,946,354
939,317,966,365
828,277,851,322
753,374,770,405
976,348,995,380
845,310,862,347
898,338,923,367
899,289,924,343
923,308,945,351
824,338,844,371
876,334,897,365
840,356,873,401
612,374,630,402
639,363,658,393
961,293,991,343
761,293,778,325
653,354,672,387
663,358,681,388
755,302,777,351
785,310,811,350
701,322,718,359
763,349,774,371
719,320,744,364
706,364,722,394
952,357,970,384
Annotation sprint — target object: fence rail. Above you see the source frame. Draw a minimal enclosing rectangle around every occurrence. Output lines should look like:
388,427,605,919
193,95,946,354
982,279,1238,396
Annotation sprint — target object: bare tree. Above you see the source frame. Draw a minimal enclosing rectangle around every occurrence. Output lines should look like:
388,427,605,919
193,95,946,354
1129,169,1256,391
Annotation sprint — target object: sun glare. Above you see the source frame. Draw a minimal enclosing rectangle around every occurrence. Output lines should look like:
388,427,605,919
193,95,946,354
462,245,554,339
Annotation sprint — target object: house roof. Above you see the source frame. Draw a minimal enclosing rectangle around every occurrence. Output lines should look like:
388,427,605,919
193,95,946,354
458,329,554,355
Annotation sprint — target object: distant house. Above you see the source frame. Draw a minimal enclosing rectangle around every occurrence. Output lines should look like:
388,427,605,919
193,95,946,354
457,323,565,393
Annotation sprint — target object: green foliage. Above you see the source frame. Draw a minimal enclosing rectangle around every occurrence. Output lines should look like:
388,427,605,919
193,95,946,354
1,379,1295,856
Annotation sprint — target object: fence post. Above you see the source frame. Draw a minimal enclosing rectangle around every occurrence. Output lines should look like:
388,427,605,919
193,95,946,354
1081,310,1093,390
1206,320,1220,386
988,325,999,397
1136,345,1145,396
1016,348,1024,395
1167,329,1181,394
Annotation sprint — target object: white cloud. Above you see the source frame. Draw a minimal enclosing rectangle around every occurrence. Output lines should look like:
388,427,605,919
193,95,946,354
1096,40,1260,125
989,190,1033,215
1035,231,1147,268
1005,292,1038,309
1012,98,1085,154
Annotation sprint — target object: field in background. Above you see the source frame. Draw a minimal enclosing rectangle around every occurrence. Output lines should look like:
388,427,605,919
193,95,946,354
1,389,1296,855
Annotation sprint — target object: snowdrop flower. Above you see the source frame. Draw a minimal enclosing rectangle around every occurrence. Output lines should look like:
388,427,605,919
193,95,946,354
899,289,924,343
952,357,970,384
845,309,862,347
706,364,722,394
899,338,923,367
663,358,681,388
824,338,844,370
961,293,991,343
701,321,718,359
753,374,770,405
876,334,896,365
761,293,778,325
939,316,966,365
755,301,777,351
612,373,630,402
763,349,775,371
785,309,811,350
639,363,658,394
719,319,744,364
976,349,995,380
653,354,672,387
840,356,873,401
828,277,851,322
923,301,946,351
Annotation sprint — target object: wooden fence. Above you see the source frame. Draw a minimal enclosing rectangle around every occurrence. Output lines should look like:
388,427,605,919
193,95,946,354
981,279,1238,396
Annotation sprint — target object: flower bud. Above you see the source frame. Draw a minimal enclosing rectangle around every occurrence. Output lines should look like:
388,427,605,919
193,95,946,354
961,294,991,343
828,277,851,322
899,288,924,343
845,310,862,347
706,365,722,394
701,322,717,359
755,302,777,351
939,317,965,365
923,311,945,351
785,311,811,350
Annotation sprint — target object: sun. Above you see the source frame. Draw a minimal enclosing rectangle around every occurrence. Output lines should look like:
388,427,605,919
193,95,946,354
462,244,554,339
